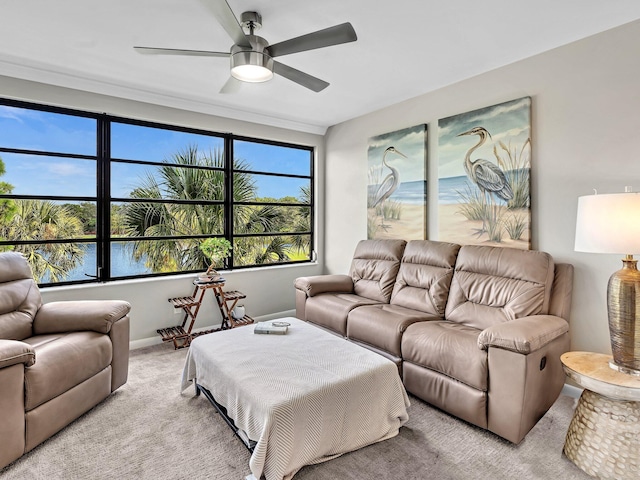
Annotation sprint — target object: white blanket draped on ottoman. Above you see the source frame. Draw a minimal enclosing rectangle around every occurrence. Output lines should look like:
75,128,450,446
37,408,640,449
181,317,409,480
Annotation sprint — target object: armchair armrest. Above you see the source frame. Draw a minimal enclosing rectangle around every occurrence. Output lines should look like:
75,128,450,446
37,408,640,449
477,315,569,354
33,300,131,335
0,339,35,369
294,275,354,297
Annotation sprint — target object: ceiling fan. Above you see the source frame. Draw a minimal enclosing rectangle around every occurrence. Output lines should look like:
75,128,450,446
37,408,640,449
134,0,357,93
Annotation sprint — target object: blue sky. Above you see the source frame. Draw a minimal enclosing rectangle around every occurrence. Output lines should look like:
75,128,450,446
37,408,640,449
0,105,311,200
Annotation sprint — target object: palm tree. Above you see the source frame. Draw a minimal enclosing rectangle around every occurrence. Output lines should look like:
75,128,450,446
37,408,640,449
232,203,287,266
289,184,311,256
122,147,225,272
122,146,289,271
0,199,85,282
0,156,16,225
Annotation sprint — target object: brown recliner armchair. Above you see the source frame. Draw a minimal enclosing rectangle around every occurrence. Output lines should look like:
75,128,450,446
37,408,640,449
0,252,131,469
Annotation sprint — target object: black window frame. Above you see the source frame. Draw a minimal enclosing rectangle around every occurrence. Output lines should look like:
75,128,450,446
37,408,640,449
0,98,315,286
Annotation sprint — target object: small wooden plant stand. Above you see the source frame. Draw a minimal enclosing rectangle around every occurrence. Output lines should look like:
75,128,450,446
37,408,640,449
158,278,254,349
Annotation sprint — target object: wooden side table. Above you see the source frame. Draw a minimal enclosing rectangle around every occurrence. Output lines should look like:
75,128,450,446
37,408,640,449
561,351,640,480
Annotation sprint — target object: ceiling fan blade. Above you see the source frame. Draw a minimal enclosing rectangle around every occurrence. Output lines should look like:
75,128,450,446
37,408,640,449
199,0,251,48
273,61,329,92
266,22,357,58
134,46,229,58
219,76,242,94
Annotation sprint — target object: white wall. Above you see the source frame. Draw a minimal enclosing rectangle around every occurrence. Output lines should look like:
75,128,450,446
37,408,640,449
0,76,325,345
324,20,640,355
41,264,319,347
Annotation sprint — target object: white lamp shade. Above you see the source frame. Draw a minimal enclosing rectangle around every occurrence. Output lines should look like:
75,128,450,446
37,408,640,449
575,192,640,254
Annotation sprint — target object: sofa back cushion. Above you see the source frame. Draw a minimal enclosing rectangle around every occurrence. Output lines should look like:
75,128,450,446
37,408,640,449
548,263,574,321
349,239,407,302
390,240,461,317
0,252,42,340
445,245,555,330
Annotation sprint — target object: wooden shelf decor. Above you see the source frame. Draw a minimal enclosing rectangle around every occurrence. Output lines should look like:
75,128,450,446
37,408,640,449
159,278,254,349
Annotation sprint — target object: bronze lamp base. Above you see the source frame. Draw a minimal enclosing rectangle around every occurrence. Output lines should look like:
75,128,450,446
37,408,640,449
607,255,640,376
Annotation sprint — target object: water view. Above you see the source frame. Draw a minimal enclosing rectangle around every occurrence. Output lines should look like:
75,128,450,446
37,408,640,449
46,243,151,283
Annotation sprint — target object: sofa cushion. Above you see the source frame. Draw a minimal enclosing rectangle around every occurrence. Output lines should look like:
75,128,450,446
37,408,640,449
305,293,381,335
347,304,440,357
445,246,555,331
0,253,43,341
403,362,488,429
34,300,131,335
349,239,406,303
390,240,460,316
294,275,354,297
402,321,487,391
23,332,113,411
549,263,574,320
0,281,42,341
0,339,35,368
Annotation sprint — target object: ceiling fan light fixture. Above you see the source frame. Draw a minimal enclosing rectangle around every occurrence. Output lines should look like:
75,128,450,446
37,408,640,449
230,50,274,83
135,5,356,93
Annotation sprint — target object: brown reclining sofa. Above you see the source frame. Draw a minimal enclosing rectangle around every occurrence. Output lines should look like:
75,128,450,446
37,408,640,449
0,252,131,469
295,239,573,444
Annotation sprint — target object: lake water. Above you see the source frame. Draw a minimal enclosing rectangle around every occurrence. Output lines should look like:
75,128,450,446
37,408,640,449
55,242,151,282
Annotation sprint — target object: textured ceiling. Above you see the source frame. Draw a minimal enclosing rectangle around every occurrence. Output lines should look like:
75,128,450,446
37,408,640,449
2,0,640,134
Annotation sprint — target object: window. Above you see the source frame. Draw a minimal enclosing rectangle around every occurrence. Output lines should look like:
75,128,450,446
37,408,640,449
0,104,98,284
232,139,312,267
0,99,314,285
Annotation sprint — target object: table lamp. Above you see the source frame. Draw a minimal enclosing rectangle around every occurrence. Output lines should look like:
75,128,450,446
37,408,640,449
575,188,640,376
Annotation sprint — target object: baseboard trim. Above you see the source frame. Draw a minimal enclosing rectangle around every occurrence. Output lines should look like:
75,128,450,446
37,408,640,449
129,310,296,350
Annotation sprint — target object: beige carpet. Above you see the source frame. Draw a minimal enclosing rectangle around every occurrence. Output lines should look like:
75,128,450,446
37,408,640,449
1,343,590,480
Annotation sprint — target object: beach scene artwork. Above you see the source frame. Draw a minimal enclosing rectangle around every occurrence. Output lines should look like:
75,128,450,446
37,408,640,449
367,125,427,240
438,97,531,249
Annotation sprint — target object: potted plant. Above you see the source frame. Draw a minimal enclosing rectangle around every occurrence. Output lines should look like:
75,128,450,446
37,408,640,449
199,237,232,276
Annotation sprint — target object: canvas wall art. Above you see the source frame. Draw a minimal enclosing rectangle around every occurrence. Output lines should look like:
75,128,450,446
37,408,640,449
367,124,427,240
437,97,531,249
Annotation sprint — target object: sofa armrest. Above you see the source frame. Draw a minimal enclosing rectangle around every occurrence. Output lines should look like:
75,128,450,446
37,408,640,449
294,275,354,297
0,339,35,369
33,300,131,335
477,315,569,354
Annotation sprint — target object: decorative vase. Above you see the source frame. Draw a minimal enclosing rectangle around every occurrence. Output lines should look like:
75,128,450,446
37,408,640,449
607,256,640,376
232,305,245,320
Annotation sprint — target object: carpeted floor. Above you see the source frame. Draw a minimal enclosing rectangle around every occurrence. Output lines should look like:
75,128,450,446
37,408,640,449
1,343,590,480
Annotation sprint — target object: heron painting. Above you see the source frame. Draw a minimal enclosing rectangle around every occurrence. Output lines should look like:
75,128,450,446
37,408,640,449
367,125,427,240
438,97,531,249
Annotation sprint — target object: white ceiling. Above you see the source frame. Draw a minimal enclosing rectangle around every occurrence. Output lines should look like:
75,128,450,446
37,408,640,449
2,1,640,135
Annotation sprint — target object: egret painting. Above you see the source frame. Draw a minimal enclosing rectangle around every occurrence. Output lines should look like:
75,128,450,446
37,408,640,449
367,125,427,240
438,97,531,249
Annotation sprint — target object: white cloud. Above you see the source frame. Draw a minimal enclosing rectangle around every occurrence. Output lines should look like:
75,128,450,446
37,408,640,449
47,162,92,177
0,105,41,123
